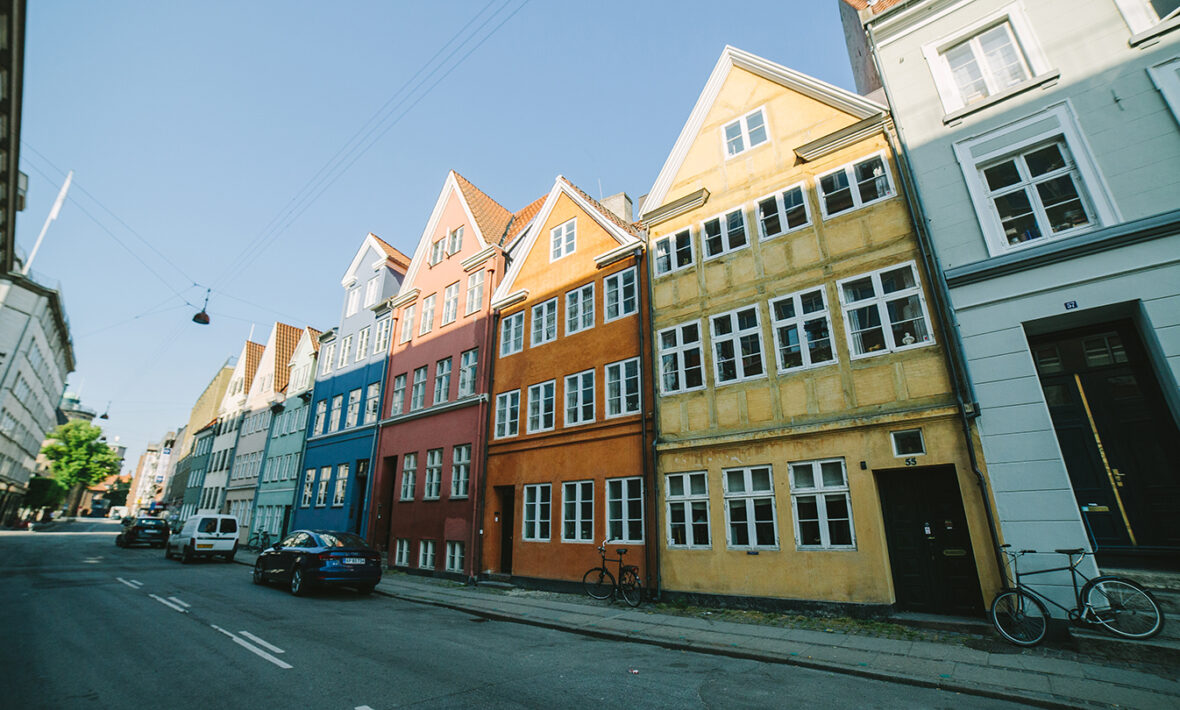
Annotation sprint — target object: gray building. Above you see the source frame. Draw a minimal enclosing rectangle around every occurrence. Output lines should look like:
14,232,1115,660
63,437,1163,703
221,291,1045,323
841,0,1180,602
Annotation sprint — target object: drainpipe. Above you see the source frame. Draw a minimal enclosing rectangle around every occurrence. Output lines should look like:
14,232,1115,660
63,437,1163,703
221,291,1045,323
358,361,385,538
471,265,499,585
629,248,659,599
865,19,1008,588
640,233,663,601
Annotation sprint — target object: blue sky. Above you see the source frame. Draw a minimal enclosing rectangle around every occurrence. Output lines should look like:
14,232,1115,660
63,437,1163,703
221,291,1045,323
18,1,857,469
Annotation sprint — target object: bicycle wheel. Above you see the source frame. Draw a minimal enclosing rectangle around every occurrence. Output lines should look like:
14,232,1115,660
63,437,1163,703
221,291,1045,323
582,567,615,600
990,589,1048,646
1082,577,1164,639
618,567,642,608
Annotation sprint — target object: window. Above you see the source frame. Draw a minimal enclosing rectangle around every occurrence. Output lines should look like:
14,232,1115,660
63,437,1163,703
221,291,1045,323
447,225,463,255
442,282,460,325
653,228,694,276
394,539,409,566
345,388,361,428
500,312,524,356
565,283,594,335
434,357,452,405
701,208,748,259
316,466,331,506
410,367,427,410
364,382,380,424
658,321,705,394
400,305,415,344
942,22,1030,107
328,395,343,432
445,541,465,572
494,390,520,439
523,484,551,541
562,480,594,542
789,459,855,549
338,335,352,368
711,305,765,384
424,448,442,500
364,278,380,307
978,141,1095,248
400,453,417,500
389,374,406,416
420,294,436,335
458,348,478,397
320,343,334,375
418,539,436,569
818,153,894,218
301,469,315,507
892,429,926,457
451,444,470,498
666,472,710,548
466,270,485,315
355,327,370,361
604,267,637,321
723,107,768,157
550,218,576,260
332,464,349,506
373,318,391,354
430,238,445,265
313,400,327,435
723,466,777,549
769,288,835,372
605,357,640,417
838,262,933,358
530,298,558,347
564,369,595,426
756,183,810,239
346,288,360,316
607,477,643,543
527,381,556,433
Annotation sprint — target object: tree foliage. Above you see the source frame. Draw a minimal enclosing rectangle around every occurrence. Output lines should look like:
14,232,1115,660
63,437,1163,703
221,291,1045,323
40,420,122,490
25,476,67,510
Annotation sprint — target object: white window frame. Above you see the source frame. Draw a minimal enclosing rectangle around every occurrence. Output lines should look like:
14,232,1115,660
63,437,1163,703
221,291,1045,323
666,471,710,549
530,298,558,347
430,238,445,265
652,228,694,276
442,282,460,325
1113,0,1180,34
316,466,331,507
328,395,343,432
400,453,417,501
458,348,478,398
338,335,352,368
550,218,576,261
419,294,436,335
418,539,436,569
346,288,360,316
700,208,749,260
301,469,315,507
657,320,706,395
710,304,766,385
434,357,452,405
499,312,524,357
355,327,370,362
565,283,595,336
364,382,380,424
952,102,1118,257
788,458,856,550
389,373,406,416
526,380,556,434
445,541,465,572
605,357,640,418
891,428,926,457
364,278,380,307
451,444,471,498
522,484,551,541
755,182,811,240
494,390,520,439
606,476,644,543
423,448,442,500
345,388,361,428
1148,56,1180,125
332,463,349,507
313,400,327,435
410,366,427,410
374,318,391,354
603,266,638,322
320,343,334,375
816,151,895,219
399,305,415,344
769,287,837,373
561,480,594,543
447,225,464,255
564,369,595,427
466,270,485,315
394,538,409,566
721,106,769,158
722,465,778,550
836,261,935,359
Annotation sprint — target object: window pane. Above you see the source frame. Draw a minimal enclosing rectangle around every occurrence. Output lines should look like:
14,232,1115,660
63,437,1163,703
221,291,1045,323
978,24,1028,89
848,305,885,354
728,501,749,545
726,470,746,493
777,324,802,369
750,467,771,492
886,295,930,346
753,498,775,546
773,298,795,321
983,159,1021,191
994,189,1041,244
746,110,767,146
879,266,916,294
689,473,707,496
804,318,833,363
855,157,889,203
945,41,988,104
842,276,875,302
792,464,815,489
820,461,845,488
821,172,853,214
1024,143,1066,177
667,476,684,497
758,196,781,237
1037,176,1088,233
783,187,806,228
725,122,744,156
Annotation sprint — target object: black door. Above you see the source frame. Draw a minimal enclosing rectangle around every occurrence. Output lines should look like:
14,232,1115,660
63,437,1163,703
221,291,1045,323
1030,321,1180,565
495,485,514,574
877,465,983,616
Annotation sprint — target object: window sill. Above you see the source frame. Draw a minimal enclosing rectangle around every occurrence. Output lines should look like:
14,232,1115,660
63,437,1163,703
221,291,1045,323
942,70,1061,125
819,193,896,222
1130,14,1180,47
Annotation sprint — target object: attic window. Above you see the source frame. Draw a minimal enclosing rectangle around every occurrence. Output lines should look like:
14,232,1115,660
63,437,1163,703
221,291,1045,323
550,218,576,261
447,226,464,255
723,108,768,158
430,239,445,265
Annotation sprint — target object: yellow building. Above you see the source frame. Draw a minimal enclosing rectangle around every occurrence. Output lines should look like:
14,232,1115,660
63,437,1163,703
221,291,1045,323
641,47,1002,616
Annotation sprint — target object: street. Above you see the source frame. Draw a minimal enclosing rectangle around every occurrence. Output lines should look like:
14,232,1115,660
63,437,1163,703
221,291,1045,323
0,520,1021,709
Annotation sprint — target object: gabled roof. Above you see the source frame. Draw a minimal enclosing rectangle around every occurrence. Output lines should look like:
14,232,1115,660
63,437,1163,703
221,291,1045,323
503,195,547,249
341,233,411,287
454,171,513,244
242,341,265,393
493,176,643,301
641,45,887,217
305,327,323,354
840,0,906,15
271,322,302,394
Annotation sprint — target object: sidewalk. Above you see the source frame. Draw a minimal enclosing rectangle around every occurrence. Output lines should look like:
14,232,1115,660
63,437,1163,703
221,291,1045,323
232,550,1179,709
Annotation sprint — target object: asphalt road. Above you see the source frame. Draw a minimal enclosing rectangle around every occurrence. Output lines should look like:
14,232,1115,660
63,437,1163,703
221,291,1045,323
0,519,1023,709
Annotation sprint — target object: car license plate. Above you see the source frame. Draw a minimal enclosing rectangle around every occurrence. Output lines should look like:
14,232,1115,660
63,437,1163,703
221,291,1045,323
196,544,213,549
344,557,364,565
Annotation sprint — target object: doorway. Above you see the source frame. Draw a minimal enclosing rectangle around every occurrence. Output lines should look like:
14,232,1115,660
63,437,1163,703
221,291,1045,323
877,465,983,616
495,485,514,574
371,456,397,551
1030,320,1180,567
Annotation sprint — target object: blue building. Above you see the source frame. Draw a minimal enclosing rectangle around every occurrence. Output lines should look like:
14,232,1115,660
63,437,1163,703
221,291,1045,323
291,234,409,534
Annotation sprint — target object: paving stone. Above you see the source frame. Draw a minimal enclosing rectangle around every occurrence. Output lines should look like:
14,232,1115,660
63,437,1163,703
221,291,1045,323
1047,675,1179,709
948,663,1052,694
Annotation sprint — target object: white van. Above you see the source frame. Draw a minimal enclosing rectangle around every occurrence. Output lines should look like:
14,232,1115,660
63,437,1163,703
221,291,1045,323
165,514,239,563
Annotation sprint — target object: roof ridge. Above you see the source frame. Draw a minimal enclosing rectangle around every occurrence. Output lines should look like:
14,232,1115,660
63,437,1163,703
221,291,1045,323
452,170,514,245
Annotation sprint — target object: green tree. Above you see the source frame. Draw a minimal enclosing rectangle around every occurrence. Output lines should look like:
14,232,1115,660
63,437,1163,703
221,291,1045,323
24,476,67,511
40,420,122,516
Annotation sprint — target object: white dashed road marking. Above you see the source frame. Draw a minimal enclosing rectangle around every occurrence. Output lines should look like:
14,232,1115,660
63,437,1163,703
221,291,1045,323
167,596,191,608
356,706,374,710
149,594,189,613
115,577,139,589
211,625,292,669
239,630,284,654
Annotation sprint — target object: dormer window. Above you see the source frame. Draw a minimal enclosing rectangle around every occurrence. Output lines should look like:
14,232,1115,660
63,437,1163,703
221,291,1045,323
447,226,464,255
364,278,380,307
430,238,445,265
346,288,360,317
550,219,576,261
723,108,768,158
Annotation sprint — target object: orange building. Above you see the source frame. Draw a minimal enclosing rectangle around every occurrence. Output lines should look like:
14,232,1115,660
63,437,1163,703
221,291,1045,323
482,177,654,588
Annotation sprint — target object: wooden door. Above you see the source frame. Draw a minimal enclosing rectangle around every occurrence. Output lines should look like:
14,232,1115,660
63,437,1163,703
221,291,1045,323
495,485,515,574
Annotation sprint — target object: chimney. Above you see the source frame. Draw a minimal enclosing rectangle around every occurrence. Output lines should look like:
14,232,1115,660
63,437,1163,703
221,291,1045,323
600,192,633,223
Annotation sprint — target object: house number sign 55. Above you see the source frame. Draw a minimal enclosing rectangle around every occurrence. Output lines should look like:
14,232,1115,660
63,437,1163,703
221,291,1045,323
904,457,917,466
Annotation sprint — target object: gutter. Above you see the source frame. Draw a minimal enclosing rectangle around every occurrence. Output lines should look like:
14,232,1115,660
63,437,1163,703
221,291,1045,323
640,230,663,601
474,306,501,582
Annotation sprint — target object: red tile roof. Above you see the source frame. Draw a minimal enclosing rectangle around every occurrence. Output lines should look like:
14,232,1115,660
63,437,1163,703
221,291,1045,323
503,195,547,246
271,322,302,394
306,327,323,354
242,341,265,392
370,234,412,272
840,0,907,14
453,171,514,246
559,177,641,237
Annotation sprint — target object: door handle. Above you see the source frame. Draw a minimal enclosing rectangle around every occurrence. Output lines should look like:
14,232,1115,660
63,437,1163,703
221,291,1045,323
941,548,968,558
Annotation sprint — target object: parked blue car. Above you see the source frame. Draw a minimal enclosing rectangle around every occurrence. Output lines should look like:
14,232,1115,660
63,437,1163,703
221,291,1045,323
252,530,382,596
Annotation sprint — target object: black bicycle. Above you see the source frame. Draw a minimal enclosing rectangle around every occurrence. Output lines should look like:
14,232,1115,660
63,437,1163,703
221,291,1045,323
990,545,1164,646
582,540,641,607
245,529,272,552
